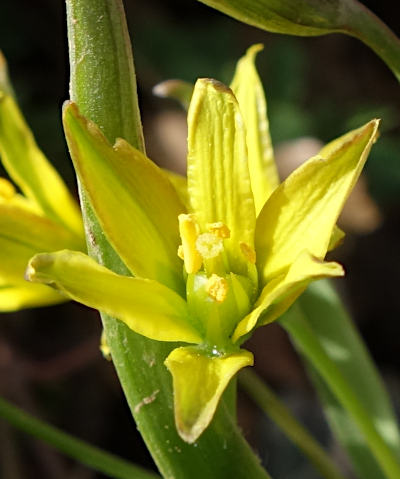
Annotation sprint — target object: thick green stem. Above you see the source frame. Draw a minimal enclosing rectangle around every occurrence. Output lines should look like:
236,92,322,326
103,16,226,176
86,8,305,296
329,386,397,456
0,396,159,479
281,305,400,479
239,369,345,479
66,1,270,477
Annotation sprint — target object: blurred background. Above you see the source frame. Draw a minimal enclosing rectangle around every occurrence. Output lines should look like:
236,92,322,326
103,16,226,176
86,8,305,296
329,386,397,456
0,0,400,477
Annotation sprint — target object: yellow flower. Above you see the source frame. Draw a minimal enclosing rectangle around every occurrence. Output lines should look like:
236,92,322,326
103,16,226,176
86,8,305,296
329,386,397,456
0,52,85,311
26,46,378,443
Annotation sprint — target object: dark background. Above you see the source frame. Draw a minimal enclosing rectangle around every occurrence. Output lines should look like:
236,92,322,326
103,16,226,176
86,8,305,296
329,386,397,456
0,1,400,477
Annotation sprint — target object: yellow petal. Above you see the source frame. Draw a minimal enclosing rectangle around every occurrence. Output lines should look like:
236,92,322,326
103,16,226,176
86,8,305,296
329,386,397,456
0,94,83,237
163,169,189,209
165,346,253,443
187,79,256,278
0,201,84,285
231,44,279,214
232,250,344,343
26,250,202,344
328,225,345,251
0,282,65,312
255,120,379,284
63,102,185,293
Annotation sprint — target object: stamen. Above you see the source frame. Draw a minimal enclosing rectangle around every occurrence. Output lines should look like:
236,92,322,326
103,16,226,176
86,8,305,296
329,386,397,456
240,242,256,264
196,233,223,259
206,222,230,239
206,274,229,302
178,214,202,274
0,178,15,200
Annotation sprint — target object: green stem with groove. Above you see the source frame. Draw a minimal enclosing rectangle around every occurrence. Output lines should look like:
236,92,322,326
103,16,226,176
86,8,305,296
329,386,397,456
66,1,270,477
0,396,159,479
239,369,345,479
281,305,400,479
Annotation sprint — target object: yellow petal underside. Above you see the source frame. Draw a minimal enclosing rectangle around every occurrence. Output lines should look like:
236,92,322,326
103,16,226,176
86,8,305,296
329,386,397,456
231,44,279,214
0,282,65,312
255,120,379,285
187,78,256,277
165,346,253,443
27,250,202,344
232,250,344,343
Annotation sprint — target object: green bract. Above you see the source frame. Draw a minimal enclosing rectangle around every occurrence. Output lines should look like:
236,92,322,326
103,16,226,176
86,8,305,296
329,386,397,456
27,46,379,443
0,54,85,311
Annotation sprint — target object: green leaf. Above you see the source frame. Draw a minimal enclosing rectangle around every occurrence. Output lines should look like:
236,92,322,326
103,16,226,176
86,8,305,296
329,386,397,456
255,120,379,285
0,396,159,479
0,94,83,237
296,280,400,479
63,102,185,293
27,250,202,344
187,78,256,278
281,288,400,479
196,0,400,82
165,345,253,443
231,44,279,213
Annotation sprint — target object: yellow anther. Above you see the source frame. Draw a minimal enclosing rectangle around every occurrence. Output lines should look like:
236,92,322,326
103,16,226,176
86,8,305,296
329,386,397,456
178,214,202,274
206,222,230,239
206,274,229,303
196,233,223,259
240,242,256,264
0,178,16,200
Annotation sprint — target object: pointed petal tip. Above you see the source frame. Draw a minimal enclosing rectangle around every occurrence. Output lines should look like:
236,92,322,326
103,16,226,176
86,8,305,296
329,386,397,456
165,347,253,443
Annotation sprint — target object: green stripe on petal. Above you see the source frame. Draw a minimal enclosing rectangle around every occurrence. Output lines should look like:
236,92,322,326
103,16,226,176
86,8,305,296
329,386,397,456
187,78,256,277
255,120,379,284
0,94,83,237
165,345,253,443
26,250,202,344
232,250,344,343
63,102,185,293
0,282,65,312
231,44,279,214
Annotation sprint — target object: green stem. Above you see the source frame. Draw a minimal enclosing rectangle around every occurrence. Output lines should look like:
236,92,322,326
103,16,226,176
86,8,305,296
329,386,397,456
66,1,270,477
281,305,400,479
0,396,159,479
239,369,345,479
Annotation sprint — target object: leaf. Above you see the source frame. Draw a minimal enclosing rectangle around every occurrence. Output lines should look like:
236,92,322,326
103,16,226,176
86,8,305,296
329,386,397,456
296,280,400,479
